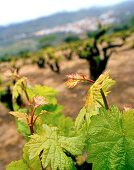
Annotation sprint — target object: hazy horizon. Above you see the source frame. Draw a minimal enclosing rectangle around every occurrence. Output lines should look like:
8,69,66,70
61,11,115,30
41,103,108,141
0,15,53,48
0,0,127,26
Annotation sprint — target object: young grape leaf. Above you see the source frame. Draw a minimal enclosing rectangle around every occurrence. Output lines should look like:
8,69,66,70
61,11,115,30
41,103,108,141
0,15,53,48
12,77,27,100
13,102,20,111
27,85,58,104
10,110,41,125
35,103,64,115
64,73,85,88
27,124,85,170
15,119,31,141
84,72,115,128
23,146,42,170
6,146,42,170
9,111,28,123
86,105,134,170
74,107,86,131
14,109,31,141
85,72,115,111
34,104,73,136
6,160,29,170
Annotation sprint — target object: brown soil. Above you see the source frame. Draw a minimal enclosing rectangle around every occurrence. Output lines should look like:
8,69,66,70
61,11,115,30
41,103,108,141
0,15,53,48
0,43,134,169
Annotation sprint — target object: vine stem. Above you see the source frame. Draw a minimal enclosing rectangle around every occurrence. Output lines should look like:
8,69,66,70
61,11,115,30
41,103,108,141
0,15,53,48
21,81,35,134
29,124,34,135
85,78,95,84
29,106,44,169
100,89,110,110
33,113,41,125
20,80,44,169
72,77,95,84
39,156,45,170
22,82,29,102
96,99,105,108
30,106,36,125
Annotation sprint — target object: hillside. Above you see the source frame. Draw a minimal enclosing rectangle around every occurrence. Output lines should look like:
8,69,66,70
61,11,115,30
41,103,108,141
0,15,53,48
0,0,134,58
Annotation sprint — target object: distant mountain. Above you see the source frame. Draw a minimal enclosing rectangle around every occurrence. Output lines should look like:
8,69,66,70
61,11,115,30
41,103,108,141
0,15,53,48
0,0,134,58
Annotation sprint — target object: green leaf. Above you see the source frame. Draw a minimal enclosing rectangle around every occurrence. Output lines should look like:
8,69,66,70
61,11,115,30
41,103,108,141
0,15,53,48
15,119,31,141
9,111,28,123
7,146,42,170
84,72,115,128
13,102,20,111
35,103,64,115
86,105,134,170
85,72,115,111
23,146,42,170
27,85,58,104
34,103,73,136
27,124,85,170
57,116,74,136
74,107,86,131
15,109,31,141
12,77,27,100
0,87,5,98
6,160,29,170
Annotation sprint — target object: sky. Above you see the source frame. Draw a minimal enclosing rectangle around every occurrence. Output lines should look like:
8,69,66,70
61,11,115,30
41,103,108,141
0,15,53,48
0,0,126,26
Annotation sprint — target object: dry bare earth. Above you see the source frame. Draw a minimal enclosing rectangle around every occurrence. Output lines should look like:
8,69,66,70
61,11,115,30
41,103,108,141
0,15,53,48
0,43,134,169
